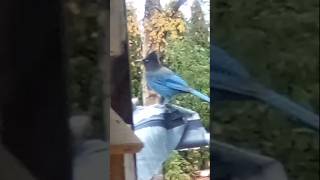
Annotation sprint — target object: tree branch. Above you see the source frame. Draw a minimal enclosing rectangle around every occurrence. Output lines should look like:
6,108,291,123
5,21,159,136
171,0,187,17
161,0,187,53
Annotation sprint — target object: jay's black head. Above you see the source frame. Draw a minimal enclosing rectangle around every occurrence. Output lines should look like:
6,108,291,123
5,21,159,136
143,51,162,71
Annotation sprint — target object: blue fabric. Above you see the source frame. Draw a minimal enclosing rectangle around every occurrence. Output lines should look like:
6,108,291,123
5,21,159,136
133,104,209,180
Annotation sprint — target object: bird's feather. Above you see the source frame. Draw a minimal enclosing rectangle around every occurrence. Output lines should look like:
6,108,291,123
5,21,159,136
212,45,251,79
146,68,190,91
190,89,210,102
211,46,319,130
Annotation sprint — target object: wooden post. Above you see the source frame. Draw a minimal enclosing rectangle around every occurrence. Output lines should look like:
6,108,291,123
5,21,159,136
111,0,133,125
110,109,143,180
110,0,143,179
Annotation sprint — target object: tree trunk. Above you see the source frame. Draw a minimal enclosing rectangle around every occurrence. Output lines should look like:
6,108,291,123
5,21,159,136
141,0,162,106
141,0,186,106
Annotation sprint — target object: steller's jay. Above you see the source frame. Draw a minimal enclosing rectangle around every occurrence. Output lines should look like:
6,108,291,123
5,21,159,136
211,44,319,130
142,51,210,104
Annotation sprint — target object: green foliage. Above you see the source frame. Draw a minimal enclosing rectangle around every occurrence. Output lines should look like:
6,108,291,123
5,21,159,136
181,147,210,170
66,0,100,111
143,10,186,54
213,0,319,179
66,0,105,138
127,5,143,100
165,37,210,128
189,0,209,47
163,148,210,179
163,151,195,180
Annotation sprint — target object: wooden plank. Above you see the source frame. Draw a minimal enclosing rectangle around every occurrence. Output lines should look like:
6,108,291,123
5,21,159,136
110,1,140,179
110,154,125,180
110,108,143,154
110,154,138,180
110,0,133,124
110,0,126,57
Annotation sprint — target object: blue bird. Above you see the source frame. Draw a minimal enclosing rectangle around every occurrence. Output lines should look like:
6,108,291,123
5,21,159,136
211,44,319,130
142,51,210,104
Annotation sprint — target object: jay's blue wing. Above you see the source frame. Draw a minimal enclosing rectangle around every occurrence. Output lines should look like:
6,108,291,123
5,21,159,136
147,68,210,102
163,76,191,92
147,69,190,92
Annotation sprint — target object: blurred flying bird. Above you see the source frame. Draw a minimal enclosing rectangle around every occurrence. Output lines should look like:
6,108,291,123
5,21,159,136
142,51,210,104
211,44,319,130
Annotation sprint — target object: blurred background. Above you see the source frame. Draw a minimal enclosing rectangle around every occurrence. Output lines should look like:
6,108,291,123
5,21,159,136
212,0,319,179
65,0,105,140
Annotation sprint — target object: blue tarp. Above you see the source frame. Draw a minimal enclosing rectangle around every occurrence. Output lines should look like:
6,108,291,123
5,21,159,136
133,104,210,180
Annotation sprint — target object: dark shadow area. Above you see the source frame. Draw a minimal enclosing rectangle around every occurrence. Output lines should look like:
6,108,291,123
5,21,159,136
0,1,71,179
0,0,109,179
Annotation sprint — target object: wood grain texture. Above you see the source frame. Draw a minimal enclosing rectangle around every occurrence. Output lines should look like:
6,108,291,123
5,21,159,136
110,0,133,124
110,1,140,179
110,108,143,154
110,154,125,180
110,0,127,57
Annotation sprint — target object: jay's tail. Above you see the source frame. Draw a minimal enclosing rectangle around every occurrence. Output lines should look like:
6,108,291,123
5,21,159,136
190,89,210,103
258,89,319,130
